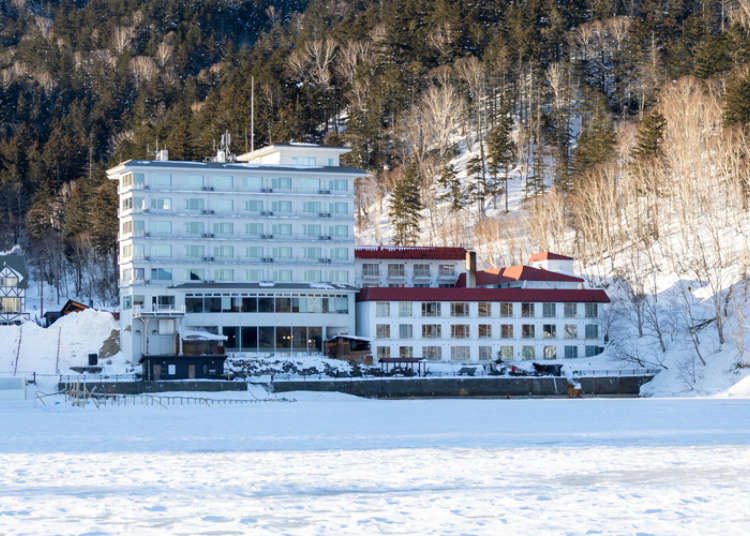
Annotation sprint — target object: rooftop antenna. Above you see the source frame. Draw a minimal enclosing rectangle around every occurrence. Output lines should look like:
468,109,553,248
250,75,255,152
213,130,234,163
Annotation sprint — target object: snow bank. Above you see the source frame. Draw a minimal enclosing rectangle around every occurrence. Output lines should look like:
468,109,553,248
716,375,750,398
0,309,123,376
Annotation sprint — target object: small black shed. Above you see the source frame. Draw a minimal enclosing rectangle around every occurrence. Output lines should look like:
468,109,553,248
140,355,227,381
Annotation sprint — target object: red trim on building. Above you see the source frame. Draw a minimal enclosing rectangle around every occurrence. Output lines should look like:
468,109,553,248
355,246,466,260
356,287,610,303
528,252,574,262
456,266,583,287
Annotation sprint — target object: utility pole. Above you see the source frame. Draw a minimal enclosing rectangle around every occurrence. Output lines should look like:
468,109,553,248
251,75,255,152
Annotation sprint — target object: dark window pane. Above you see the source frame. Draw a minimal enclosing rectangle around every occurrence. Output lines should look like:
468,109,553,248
242,297,257,312
275,297,291,313
241,326,257,352
259,326,274,351
223,327,238,349
293,327,307,351
276,326,291,352
206,298,221,313
185,298,203,313
308,326,322,353
259,298,274,313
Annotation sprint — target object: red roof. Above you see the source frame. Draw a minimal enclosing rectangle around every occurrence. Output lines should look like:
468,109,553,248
356,287,609,303
528,252,574,262
456,266,583,287
355,246,466,260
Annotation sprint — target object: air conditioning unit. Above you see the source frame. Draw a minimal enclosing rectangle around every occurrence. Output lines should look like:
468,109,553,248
261,211,273,216
261,187,273,193
143,232,151,237
261,234,274,239
201,186,214,191
143,256,151,261
143,185,150,190
318,212,332,218
262,257,274,263
319,258,331,264
318,189,331,194
202,256,215,262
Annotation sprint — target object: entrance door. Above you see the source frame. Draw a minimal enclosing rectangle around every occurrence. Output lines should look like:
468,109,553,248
153,363,161,380
188,364,196,379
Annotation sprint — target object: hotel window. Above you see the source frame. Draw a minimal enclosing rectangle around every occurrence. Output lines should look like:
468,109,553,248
376,302,390,317
413,264,430,278
450,324,470,338
399,324,413,339
150,197,172,210
292,156,316,165
330,202,348,215
121,268,132,282
500,346,514,359
451,302,469,317
376,324,390,338
451,346,470,361
478,303,491,317
133,268,145,281
543,324,557,339
213,222,234,235
182,175,203,189
521,303,535,318
271,223,292,236
187,268,204,281
245,200,263,212
399,302,412,317
544,346,557,359
399,346,413,358
329,178,348,192
438,264,455,276
586,345,602,357
211,175,233,190
304,247,322,260
521,324,535,338
121,173,133,187
500,302,513,317
150,173,171,187
362,264,379,276
564,324,578,339
246,269,263,282
133,220,145,235
422,324,441,338
331,225,348,238
564,303,577,318
388,264,405,277
271,177,292,191
303,201,322,214
151,221,172,234
151,244,171,257
376,346,390,359
522,346,535,360
304,270,322,282
565,346,579,358
331,248,348,260
212,199,233,212
421,302,441,317
151,268,172,281
423,346,441,360
239,176,262,191
330,270,349,284
121,197,133,211
479,346,492,360
304,224,322,237
501,324,514,338
121,244,133,258
272,269,292,282
122,296,132,310
185,221,204,234
246,246,263,258
246,223,263,236
134,244,145,259
272,200,292,214
185,198,205,211
585,303,599,318
272,247,292,259
543,303,556,318
297,178,321,193
478,324,491,338
213,245,234,258
214,269,234,281
585,324,599,339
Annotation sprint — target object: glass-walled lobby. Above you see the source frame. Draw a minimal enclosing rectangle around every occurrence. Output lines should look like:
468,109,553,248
211,325,327,354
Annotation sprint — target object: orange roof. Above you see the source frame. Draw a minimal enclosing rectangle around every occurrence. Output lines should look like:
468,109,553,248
456,266,583,287
528,252,574,262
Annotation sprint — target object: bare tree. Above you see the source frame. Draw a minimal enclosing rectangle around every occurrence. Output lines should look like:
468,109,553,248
112,25,135,55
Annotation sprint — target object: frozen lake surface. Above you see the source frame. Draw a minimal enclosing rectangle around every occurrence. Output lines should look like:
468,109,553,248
1,394,749,535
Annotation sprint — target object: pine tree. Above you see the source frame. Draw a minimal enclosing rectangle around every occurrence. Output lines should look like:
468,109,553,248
631,111,667,162
437,163,466,212
573,95,616,178
389,163,423,246
487,113,515,212
724,74,750,127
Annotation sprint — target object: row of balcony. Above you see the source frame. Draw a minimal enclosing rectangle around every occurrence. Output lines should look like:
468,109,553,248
118,209,352,220
119,232,354,243
120,256,352,266
119,186,350,197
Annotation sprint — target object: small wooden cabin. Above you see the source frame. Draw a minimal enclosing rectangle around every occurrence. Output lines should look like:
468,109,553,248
325,335,373,365
140,355,227,381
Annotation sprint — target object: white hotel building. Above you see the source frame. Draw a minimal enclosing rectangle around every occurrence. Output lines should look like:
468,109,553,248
107,144,366,361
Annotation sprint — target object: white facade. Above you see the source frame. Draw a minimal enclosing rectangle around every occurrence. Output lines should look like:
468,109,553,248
355,248,466,288
356,297,606,362
237,143,349,167
108,145,365,360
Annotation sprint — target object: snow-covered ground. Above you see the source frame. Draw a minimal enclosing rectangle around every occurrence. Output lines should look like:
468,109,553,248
1,393,749,534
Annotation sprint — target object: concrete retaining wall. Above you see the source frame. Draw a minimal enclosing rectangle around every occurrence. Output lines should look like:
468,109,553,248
271,375,655,398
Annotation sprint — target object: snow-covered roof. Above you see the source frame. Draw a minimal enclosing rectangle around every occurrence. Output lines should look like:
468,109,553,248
179,328,227,342
528,252,574,262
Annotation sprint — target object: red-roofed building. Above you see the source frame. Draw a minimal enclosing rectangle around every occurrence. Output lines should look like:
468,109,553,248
355,246,466,288
527,252,575,274
355,252,608,363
